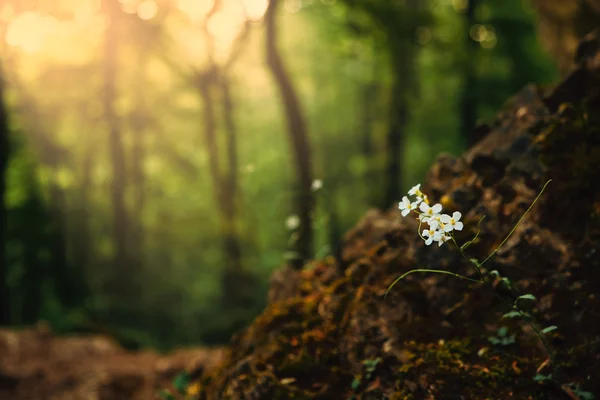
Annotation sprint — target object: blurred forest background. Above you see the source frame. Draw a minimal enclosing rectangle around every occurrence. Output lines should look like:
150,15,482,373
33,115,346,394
0,0,574,351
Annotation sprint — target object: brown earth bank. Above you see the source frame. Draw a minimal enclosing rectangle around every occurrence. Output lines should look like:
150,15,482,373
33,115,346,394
191,30,600,400
2,29,600,400
0,323,224,400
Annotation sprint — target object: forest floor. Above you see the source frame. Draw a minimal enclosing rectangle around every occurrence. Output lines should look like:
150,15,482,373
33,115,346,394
0,324,223,400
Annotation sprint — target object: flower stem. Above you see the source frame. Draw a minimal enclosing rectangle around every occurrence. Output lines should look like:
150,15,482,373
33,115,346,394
480,179,552,267
384,268,482,299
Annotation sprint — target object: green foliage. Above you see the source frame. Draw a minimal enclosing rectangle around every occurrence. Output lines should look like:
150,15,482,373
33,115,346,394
565,383,595,400
488,326,516,346
502,310,522,319
516,294,537,303
540,325,557,335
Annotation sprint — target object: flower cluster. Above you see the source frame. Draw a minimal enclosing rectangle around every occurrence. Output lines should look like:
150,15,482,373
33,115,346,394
398,184,463,246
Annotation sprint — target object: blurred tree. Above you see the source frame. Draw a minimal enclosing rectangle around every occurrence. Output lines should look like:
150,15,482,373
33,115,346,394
530,0,600,73
102,0,133,299
193,2,252,307
341,0,428,208
71,101,95,277
0,63,9,325
265,0,314,268
460,0,479,147
129,50,149,274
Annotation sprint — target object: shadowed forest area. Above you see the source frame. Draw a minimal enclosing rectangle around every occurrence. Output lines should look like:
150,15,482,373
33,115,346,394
1,2,600,398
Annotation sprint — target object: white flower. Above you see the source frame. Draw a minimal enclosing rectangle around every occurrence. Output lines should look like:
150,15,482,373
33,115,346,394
286,215,300,230
437,234,451,247
408,184,422,196
423,228,443,246
311,179,323,192
419,202,442,222
398,196,418,217
440,211,463,232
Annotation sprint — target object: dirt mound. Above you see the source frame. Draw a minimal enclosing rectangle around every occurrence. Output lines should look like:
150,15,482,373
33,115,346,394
0,324,224,400
194,31,600,400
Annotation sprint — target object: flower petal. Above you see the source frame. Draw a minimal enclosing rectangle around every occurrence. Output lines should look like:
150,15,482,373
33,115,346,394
452,211,462,221
401,209,410,217
439,214,451,223
432,204,443,213
419,202,428,212
454,221,464,231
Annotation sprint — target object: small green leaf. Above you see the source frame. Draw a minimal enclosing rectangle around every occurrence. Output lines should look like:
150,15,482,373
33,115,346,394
516,294,536,302
490,270,500,278
502,310,522,319
351,377,361,390
533,373,552,383
469,258,481,267
173,371,190,395
159,390,176,400
540,325,558,335
497,327,508,337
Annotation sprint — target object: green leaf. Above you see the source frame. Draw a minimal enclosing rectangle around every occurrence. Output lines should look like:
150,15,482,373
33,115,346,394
533,373,552,383
159,390,176,400
497,327,508,337
540,325,558,335
351,377,361,390
469,258,481,267
516,294,536,302
173,371,190,395
502,310,522,319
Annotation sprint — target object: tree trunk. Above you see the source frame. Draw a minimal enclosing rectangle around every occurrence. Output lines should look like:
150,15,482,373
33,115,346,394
359,80,380,207
130,51,148,272
103,0,131,297
383,48,413,208
0,63,10,325
265,0,314,268
219,75,243,276
460,0,479,147
72,110,93,273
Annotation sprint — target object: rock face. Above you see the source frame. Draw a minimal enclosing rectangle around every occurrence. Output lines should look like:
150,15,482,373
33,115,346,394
0,325,224,400
196,31,600,399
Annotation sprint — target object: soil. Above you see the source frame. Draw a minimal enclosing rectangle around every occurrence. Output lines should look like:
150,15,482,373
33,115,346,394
0,323,223,400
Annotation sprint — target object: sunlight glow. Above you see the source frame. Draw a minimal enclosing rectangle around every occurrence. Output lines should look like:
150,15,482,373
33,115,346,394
0,3,15,23
120,0,139,14
284,0,303,13
74,0,102,26
177,0,214,22
242,0,268,21
207,2,246,56
137,0,158,20
6,12,58,54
